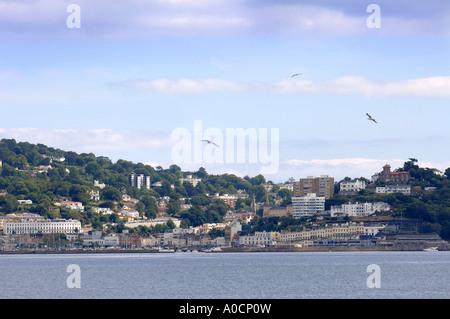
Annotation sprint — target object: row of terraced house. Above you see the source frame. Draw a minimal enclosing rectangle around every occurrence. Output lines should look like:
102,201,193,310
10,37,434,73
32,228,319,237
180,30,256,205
238,222,386,247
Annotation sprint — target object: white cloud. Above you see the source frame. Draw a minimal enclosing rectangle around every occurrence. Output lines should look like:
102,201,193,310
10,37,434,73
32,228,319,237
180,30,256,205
1,0,448,39
127,76,450,97
132,78,248,94
0,127,173,155
274,76,450,97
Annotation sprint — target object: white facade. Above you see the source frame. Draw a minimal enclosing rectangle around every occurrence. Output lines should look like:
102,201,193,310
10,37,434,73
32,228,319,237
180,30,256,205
129,173,151,189
119,210,140,219
60,201,85,211
89,190,100,201
340,180,366,193
330,202,391,217
17,199,33,205
125,217,181,228
277,183,293,191
180,175,201,187
239,231,279,246
279,222,367,242
364,225,386,236
4,218,81,235
292,193,325,218
376,185,411,195
92,207,114,214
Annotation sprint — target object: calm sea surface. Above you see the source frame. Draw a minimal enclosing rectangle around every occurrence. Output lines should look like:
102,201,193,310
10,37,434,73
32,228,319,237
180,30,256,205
1,251,449,299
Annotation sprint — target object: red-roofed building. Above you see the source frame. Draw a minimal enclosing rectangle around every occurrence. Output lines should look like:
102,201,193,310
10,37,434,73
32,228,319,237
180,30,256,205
372,164,410,183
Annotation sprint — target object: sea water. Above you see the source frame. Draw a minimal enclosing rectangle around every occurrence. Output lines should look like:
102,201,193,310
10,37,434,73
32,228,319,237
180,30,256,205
0,251,449,299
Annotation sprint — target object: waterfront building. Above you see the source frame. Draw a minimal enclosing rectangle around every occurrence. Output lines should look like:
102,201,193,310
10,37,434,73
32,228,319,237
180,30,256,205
80,231,119,247
279,222,366,243
4,218,81,235
225,220,242,246
0,213,44,231
239,231,280,247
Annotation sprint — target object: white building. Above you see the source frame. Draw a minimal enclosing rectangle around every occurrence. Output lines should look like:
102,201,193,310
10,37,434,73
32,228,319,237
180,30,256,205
364,225,387,236
92,207,114,215
292,193,326,218
129,173,151,189
119,209,140,219
94,180,106,189
339,179,366,194
277,183,293,192
239,231,279,247
180,175,201,187
4,218,81,235
330,202,391,217
125,217,181,229
0,213,44,230
60,201,85,211
88,190,100,201
17,199,33,205
376,184,411,195
81,231,119,247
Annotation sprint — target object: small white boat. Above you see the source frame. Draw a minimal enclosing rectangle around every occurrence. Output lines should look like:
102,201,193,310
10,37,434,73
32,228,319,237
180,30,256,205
158,247,175,253
423,246,438,252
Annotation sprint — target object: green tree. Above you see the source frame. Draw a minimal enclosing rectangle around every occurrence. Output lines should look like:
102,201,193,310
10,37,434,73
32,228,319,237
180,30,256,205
404,202,434,223
167,199,181,215
101,186,122,202
0,194,18,213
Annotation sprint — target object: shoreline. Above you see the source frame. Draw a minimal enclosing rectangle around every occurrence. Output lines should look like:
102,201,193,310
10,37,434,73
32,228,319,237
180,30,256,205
1,245,448,255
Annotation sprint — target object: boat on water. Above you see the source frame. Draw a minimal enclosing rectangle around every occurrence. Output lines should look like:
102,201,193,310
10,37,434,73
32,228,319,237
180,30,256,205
158,247,175,253
423,246,438,252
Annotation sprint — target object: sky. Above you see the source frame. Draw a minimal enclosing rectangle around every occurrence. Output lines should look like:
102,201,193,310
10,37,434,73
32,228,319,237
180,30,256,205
0,0,449,183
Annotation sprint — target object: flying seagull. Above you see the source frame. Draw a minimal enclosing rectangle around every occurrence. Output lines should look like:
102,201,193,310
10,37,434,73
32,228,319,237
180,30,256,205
291,73,302,77
366,113,378,123
201,139,219,147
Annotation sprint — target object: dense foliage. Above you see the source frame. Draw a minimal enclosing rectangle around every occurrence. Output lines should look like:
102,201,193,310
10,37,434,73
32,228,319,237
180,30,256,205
1,139,449,239
0,139,270,232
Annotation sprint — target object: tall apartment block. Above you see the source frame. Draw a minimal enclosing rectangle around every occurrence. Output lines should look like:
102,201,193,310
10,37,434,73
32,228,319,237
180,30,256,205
293,175,334,199
129,173,151,189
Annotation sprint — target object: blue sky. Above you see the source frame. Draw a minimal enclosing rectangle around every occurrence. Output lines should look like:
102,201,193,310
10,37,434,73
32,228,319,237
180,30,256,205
0,0,449,182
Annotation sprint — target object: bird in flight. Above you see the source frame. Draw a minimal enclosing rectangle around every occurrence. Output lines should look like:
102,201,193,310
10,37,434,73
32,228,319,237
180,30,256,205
201,139,219,147
291,73,302,77
366,113,378,123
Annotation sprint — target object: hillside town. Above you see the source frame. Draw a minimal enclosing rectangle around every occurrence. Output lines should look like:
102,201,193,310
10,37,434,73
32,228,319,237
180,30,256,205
1,148,449,252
